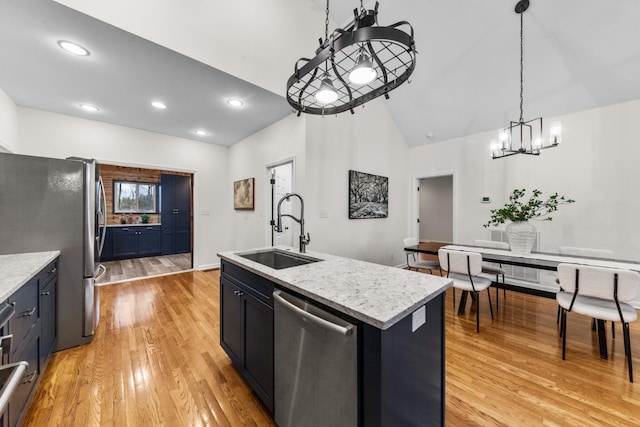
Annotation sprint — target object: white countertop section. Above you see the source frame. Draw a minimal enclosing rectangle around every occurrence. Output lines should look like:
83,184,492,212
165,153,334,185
218,247,452,330
0,251,60,301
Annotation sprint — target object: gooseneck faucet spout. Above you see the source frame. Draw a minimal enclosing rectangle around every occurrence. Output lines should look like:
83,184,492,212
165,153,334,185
275,193,311,253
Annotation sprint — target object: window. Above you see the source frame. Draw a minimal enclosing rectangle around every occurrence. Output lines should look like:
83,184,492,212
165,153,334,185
113,181,158,213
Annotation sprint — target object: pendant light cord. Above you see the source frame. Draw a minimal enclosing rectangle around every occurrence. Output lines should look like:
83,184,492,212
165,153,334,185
519,11,524,123
324,0,330,43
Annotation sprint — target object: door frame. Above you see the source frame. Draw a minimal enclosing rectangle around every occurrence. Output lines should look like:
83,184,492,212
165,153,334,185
412,171,456,243
265,157,296,246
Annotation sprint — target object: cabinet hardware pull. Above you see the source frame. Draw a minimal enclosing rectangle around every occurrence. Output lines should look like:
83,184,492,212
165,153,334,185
42,292,50,296
21,307,37,317
9,302,15,307
22,371,37,384
49,267,57,274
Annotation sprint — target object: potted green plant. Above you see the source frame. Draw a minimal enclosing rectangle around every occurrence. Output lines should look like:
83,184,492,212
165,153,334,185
140,213,150,224
484,189,575,254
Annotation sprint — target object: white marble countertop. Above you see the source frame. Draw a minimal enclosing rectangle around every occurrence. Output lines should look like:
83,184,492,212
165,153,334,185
218,247,452,330
106,223,161,227
0,251,60,302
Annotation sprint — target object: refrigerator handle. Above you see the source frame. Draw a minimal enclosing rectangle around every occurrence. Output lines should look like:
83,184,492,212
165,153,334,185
98,176,107,256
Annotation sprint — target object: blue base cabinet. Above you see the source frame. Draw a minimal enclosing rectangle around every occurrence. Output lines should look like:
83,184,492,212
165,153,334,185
219,260,445,426
2,257,58,427
102,225,161,261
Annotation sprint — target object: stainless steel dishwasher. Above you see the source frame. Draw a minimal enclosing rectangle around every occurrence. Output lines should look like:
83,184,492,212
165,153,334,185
273,290,358,427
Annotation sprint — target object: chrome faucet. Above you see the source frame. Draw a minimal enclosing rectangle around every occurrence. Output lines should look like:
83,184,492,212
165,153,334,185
275,193,311,253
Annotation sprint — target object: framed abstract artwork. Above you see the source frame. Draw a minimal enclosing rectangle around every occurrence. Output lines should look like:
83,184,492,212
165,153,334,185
234,177,255,210
348,170,389,219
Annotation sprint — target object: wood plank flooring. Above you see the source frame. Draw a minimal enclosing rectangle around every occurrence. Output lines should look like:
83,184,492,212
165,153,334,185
22,270,640,426
97,254,192,284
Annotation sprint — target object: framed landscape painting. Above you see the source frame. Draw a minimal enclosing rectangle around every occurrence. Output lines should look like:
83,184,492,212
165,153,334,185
234,177,255,210
348,170,389,219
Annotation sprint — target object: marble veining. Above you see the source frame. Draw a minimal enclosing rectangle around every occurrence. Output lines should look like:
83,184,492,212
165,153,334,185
218,247,452,330
0,251,60,301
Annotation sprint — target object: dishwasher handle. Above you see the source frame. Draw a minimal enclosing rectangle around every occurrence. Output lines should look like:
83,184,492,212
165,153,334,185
273,291,354,336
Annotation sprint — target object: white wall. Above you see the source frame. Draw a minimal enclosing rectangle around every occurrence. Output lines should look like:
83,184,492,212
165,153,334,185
227,114,306,251
16,107,231,270
229,98,411,266
408,98,640,260
0,88,18,152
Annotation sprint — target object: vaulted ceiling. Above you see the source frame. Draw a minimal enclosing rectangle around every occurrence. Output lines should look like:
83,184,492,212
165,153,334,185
2,0,640,148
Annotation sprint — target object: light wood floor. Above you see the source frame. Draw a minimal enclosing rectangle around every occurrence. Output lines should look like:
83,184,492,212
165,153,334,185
22,270,640,426
96,253,192,284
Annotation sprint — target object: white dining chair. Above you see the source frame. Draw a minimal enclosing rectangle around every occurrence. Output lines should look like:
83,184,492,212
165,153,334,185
556,247,615,331
438,248,493,333
556,263,639,382
475,239,510,310
403,237,441,275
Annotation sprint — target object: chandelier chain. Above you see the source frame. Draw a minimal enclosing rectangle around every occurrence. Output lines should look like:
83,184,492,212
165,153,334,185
324,0,330,43
519,11,524,123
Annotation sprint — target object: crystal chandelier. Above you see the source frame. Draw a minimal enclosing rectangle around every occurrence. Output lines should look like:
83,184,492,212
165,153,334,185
491,0,561,159
286,1,416,116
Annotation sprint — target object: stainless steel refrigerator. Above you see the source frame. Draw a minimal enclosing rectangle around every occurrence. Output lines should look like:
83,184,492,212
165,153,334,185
0,152,106,351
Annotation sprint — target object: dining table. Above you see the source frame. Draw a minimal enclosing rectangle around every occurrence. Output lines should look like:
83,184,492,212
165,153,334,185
404,241,640,360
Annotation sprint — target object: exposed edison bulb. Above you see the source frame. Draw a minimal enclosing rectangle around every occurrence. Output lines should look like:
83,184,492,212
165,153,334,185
549,121,562,145
315,73,339,104
490,141,499,158
532,137,542,151
348,49,377,85
498,129,511,150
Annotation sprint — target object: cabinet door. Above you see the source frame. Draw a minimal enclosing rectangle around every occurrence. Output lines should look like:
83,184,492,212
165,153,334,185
243,292,274,411
112,228,137,258
8,332,39,427
160,174,176,213
160,213,176,255
174,175,191,211
138,227,161,256
174,212,191,253
220,278,243,365
40,276,57,368
101,227,113,261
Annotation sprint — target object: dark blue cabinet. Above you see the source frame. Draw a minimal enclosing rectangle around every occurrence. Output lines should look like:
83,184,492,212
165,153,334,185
6,258,58,427
220,261,274,413
104,225,161,260
160,174,191,255
101,227,113,260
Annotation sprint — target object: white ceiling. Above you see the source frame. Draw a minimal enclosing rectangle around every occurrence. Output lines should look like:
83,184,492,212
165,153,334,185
2,0,640,148
0,0,292,146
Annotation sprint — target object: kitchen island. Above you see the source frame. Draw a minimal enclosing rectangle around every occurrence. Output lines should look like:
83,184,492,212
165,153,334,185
217,247,452,427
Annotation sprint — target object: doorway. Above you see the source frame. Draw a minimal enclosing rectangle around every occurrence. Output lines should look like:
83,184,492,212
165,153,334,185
267,160,294,247
415,174,454,243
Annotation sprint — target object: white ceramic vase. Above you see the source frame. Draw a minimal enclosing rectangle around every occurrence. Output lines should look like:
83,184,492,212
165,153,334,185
505,221,537,255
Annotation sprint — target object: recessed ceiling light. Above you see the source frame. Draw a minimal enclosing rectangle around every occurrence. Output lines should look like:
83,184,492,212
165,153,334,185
227,99,244,108
57,40,90,56
151,101,167,109
79,104,99,112
194,129,209,137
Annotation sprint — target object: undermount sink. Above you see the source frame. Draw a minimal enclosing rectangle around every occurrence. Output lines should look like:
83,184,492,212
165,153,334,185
238,249,322,270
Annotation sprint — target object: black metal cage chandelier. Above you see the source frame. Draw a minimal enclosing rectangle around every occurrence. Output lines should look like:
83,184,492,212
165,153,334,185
286,1,416,116
492,0,561,159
